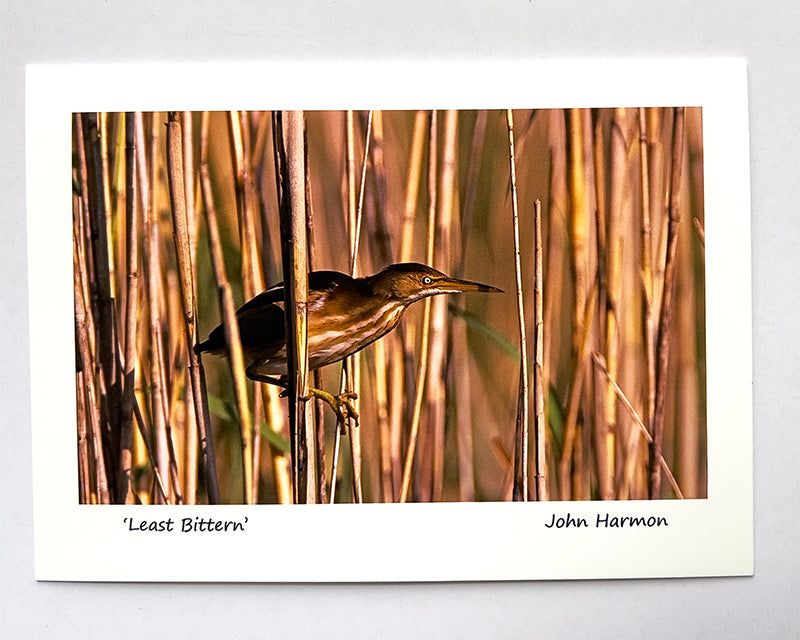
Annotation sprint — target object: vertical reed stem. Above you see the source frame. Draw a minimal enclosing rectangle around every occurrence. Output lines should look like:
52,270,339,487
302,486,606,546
73,224,110,504
200,112,256,504
276,110,314,504
166,111,220,504
400,110,428,264
83,113,120,494
346,110,372,502
118,113,139,504
137,113,179,503
303,126,328,504
533,199,547,501
507,109,529,502
428,109,457,501
639,108,656,435
400,110,437,503
558,289,597,499
650,107,685,499
602,109,627,499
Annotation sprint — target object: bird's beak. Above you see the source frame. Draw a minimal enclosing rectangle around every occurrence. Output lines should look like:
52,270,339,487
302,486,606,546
435,277,504,294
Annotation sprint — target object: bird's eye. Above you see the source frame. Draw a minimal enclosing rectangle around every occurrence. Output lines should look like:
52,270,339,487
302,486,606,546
423,276,433,285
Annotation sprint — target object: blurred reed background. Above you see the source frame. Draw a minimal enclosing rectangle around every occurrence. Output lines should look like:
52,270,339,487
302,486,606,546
72,107,705,505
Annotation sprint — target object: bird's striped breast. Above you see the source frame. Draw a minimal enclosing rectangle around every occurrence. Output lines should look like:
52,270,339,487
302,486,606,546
307,300,407,369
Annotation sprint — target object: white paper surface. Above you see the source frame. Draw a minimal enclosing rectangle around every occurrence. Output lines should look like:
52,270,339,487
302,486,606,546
26,58,752,582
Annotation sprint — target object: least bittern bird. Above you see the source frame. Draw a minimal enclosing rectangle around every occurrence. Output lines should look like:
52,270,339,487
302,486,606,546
195,262,502,421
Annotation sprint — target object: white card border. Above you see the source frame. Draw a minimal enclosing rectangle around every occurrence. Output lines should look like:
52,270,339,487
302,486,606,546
26,59,752,582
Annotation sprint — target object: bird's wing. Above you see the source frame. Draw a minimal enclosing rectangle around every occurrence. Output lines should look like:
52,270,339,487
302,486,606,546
197,270,354,355
235,300,286,353
235,282,285,314
307,271,357,310
235,270,351,314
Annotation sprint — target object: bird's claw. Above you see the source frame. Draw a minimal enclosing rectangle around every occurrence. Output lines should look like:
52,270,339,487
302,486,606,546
328,391,360,426
276,385,359,426
310,388,359,427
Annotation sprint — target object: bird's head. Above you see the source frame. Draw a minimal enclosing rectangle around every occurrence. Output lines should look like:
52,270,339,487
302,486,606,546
370,262,503,304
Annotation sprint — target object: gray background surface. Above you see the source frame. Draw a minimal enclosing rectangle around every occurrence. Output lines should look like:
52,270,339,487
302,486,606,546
1,2,796,637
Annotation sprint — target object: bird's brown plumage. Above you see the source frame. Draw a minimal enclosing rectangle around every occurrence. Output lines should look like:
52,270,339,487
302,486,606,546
195,263,501,379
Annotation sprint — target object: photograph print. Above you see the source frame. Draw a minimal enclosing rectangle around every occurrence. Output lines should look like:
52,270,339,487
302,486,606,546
72,107,706,506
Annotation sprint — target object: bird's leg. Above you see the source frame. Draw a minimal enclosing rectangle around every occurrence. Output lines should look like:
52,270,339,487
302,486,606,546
245,366,359,425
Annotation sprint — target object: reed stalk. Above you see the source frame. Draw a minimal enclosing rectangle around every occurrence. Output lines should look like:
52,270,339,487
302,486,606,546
373,332,393,501
601,109,627,499
558,287,597,500
639,107,656,432
182,112,198,260
400,110,428,264
99,113,116,301
566,110,589,355
425,109,458,501
303,127,328,504
73,224,110,504
679,114,707,497
118,112,139,504
231,111,272,502
130,394,171,503
261,114,292,505
276,110,314,503
76,367,91,503
563,109,590,500
400,110,437,503
365,110,394,502
507,109,529,502
343,110,373,502
229,111,264,297
165,111,220,504
591,354,683,498
200,112,256,504
533,199,547,501
82,113,120,491
650,107,685,499
329,111,371,502
392,109,428,499
365,110,393,266
448,111,487,502
136,113,176,503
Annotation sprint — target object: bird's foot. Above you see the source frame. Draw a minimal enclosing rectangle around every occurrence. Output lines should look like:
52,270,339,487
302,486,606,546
309,387,359,426
272,380,359,427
